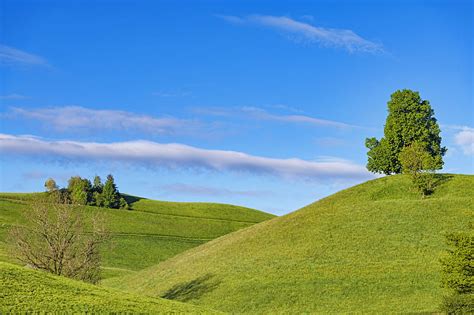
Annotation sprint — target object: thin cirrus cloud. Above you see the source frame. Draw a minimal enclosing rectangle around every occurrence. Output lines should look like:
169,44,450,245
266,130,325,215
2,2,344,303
161,183,272,198
454,127,474,155
195,106,358,129
217,14,383,53
0,93,30,100
8,106,195,135
0,45,48,66
0,133,373,181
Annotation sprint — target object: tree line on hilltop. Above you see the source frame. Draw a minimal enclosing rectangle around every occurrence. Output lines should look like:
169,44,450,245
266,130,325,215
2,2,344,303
44,174,129,209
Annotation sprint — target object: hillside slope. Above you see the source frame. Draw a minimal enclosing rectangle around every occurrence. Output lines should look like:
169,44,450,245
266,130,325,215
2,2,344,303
0,193,274,279
0,262,221,313
105,175,474,313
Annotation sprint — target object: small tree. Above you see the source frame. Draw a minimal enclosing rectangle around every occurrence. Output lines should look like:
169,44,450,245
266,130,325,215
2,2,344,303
8,194,109,284
119,196,129,210
399,142,437,196
366,89,446,175
67,176,92,205
44,178,58,192
92,175,104,207
440,229,474,313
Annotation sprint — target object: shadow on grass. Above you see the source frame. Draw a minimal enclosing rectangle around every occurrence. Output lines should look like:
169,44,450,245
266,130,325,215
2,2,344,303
433,174,454,187
161,274,221,302
120,194,142,210
424,173,455,197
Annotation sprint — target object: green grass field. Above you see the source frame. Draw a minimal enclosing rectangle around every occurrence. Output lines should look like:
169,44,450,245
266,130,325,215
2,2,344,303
0,262,221,313
0,192,274,279
105,174,474,314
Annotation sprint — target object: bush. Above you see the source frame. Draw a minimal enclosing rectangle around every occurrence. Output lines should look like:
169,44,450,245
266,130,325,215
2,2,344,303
413,173,436,196
8,195,109,284
440,229,474,314
441,294,474,314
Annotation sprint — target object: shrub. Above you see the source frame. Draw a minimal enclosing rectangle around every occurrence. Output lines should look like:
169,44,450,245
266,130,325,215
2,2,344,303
8,195,109,283
441,294,474,314
399,142,438,196
440,229,474,314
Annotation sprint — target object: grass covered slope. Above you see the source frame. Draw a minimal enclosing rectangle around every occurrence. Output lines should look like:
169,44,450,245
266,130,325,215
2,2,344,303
0,262,220,313
106,175,474,314
0,193,274,279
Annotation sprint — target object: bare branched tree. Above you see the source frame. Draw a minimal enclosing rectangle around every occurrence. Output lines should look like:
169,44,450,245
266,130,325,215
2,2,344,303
8,193,109,284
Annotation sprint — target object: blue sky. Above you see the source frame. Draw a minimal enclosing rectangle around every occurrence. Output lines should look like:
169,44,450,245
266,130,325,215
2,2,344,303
0,0,472,215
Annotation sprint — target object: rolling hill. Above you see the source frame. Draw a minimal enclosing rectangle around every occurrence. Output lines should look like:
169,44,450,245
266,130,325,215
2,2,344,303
0,262,221,313
104,174,474,313
0,192,274,279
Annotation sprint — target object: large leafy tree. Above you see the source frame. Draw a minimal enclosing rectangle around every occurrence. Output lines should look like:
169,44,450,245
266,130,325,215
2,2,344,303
366,89,446,175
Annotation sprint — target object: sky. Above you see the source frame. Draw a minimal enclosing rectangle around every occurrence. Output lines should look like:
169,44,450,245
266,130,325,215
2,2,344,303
0,0,472,215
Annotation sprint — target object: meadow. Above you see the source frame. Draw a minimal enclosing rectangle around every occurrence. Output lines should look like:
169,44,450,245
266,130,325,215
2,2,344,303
0,262,221,313
0,192,274,279
104,174,474,314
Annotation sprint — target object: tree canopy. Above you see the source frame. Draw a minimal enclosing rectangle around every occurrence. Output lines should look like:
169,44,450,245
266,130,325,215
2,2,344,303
44,178,58,192
366,89,446,175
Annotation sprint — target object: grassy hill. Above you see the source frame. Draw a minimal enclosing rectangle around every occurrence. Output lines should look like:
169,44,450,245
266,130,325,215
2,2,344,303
0,192,274,279
0,262,221,313
105,174,474,313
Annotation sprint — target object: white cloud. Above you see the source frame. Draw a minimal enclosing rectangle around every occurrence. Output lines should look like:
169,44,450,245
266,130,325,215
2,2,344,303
0,133,373,181
152,90,191,97
0,93,30,100
454,127,474,155
0,45,48,66
218,15,383,53
195,106,357,129
9,106,195,135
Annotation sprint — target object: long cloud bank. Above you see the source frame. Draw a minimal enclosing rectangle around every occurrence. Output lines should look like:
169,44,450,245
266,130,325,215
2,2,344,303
0,134,373,181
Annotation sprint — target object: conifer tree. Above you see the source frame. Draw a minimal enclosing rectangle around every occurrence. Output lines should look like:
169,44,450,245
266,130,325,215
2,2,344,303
102,174,120,209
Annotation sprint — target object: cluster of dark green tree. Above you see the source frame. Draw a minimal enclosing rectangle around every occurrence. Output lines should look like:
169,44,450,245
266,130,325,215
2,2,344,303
44,174,129,209
440,225,473,313
366,89,446,196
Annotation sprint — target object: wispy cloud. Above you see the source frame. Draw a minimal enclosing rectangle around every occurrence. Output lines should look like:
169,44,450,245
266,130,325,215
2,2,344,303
0,93,30,100
0,45,48,66
161,183,272,198
314,137,348,147
0,133,373,181
8,106,196,135
21,171,47,181
218,14,383,53
152,90,192,97
195,106,358,129
454,126,474,155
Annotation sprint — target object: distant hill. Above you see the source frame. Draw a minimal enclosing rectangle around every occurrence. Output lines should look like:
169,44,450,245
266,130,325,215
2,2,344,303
0,262,221,313
0,192,274,279
105,175,474,313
